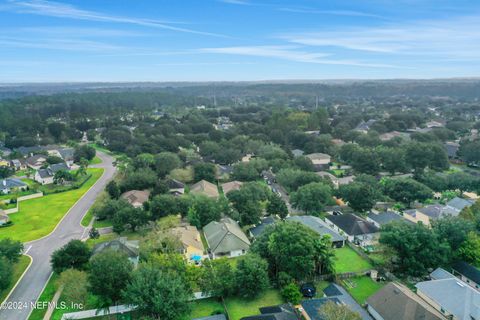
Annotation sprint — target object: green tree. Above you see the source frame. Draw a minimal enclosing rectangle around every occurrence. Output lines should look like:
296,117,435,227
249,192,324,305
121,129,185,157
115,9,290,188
338,181,379,213
50,240,91,274
193,162,216,182
154,152,182,178
123,264,192,320
383,178,433,206
319,300,361,320
431,217,475,251
281,283,302,305
351,148,380,175
235,254,270,298
290,182,333,215
88,251,133,306
73,145,96,162
252,221,334,281
199,258,235,298
106,180,121,199
380,222,450,276
0,257,12,291
0,238,23,263
458,232,480,267
57,269,89,306
187,195,222,228
267,194,288,219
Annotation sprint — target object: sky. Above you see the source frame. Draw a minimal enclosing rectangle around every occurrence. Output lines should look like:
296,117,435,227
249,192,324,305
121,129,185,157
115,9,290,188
1,0,480,82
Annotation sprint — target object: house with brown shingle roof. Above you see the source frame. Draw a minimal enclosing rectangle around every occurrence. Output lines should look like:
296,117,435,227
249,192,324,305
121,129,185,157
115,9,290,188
221,180,243,195
190,180,219,198
120,190,150,208
170,225,205,263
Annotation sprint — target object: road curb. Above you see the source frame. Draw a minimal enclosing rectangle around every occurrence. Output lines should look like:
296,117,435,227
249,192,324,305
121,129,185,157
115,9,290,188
1,254,33,305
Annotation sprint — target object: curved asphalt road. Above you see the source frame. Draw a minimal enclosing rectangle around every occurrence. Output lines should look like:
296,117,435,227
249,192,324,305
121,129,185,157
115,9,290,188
0,151,116,320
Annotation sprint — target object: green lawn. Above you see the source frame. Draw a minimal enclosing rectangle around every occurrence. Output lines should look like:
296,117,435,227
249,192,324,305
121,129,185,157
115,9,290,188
334,246,373,274
225,289,283,320
0,189,37,202
0,255,31,303
189,298,225,318
0,168,104,242
89,156,102,165
342,277,385,305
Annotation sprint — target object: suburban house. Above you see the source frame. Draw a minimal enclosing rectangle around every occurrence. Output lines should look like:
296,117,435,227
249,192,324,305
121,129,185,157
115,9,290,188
15,146,44,157
355,119,377,133
300,283,373,320
92,237,140,266
221,180,243,195
305,153,331,171
25,154,47,170
403,207,432,225
241,304,300,320
366,211,411,228
55,148,75,166
0,158,9,167
287,215,346,248
203,217,251,259
316,171,339,188
190,180,219,198
34,163,70,185
416,277,480,320
379,131,409,141
120,190,151,208
249,216,277,239
170,225,205,264
292,149,305,157
0,178,27,194
10,159,26,171
0,146,12,157
452,261,480,290
0,210,10,226
367,282,445,320
325,213,380,247
445,197,475,214
444,142,460,159
167,179,185,196
403,203,465,226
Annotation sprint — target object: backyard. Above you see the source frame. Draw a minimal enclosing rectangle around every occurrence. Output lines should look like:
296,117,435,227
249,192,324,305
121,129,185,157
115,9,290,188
224,289,283,320
334,246,373,274
0,169,104,242
189,298,225,319
342,276,385,305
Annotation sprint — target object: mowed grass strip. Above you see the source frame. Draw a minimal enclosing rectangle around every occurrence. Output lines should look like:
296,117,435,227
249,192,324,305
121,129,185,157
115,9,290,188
0,169,104,242
0,255,32,303
342,276,385,304
334,246,373,274
225,289,283,320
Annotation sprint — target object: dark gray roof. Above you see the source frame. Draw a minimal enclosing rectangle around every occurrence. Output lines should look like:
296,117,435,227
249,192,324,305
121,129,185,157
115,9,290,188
15,146,44,156
418,204,448,219
50,162,69,173
37,168,53,179
416,278,480,320
249,216,277,238
92,237,139,258
167,178,185,189
327,214,379,236
367,211,406,226
323,283,342,297
444,142,459,158
241,304,299,320
446,197,474,211
287,216,345,243
367,282,445,320
0,178,27,189
452,261,480,284
301,283,372,320
58,148,74,161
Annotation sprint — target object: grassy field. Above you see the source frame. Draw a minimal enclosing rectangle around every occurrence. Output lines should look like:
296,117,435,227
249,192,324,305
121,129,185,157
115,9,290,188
89,156,102,165
189,298,225,318
28,273,59,320
342,276,385,304
0,169,104,242
0,255,31,303
225,289,283,320
334,246,373,274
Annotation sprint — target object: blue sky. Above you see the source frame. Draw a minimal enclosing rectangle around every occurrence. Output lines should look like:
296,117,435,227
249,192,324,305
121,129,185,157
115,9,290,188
1,0,480,82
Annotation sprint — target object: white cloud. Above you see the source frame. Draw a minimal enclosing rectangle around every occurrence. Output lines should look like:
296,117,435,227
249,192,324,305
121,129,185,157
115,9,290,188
218,0,250,5
0,37,124,51
280,15,480,59
197,45,401,68
5,0,226,37
278,7,384,19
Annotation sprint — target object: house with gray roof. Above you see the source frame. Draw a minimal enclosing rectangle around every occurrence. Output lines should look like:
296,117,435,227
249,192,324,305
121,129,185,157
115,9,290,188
92,237,140,266
301,283,372,320
204,217,250,259
292,149,304,157
366,211,411,228
34,162,70,185
444,142,460,159
430,267,455,281
367,282,445,320
325,213,379,247
416,277,480,320
249,216,277,239
446,197,474,214
287,215,345,248
452,261,480,291
241,304,299,320
0,178,27,194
